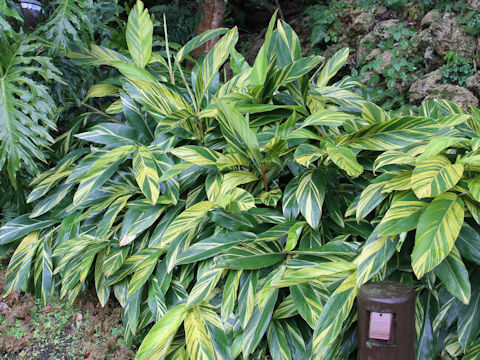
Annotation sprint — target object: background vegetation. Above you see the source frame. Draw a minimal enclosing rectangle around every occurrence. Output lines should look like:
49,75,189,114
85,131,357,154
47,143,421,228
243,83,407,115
1,0,480,359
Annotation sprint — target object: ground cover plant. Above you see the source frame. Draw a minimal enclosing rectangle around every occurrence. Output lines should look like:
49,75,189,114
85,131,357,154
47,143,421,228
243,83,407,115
2,1,480,359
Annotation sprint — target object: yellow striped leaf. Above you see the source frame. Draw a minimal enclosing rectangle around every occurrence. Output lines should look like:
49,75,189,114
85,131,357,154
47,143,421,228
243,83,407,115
133,146,160,205
316,47,349,87
136,304,188,360
434,246,471,304
326,144,363,177
296,169,326,229
412,192,464,278
312,273,357,357
185,307,216,360
411,155,464,199
4,231,41,296
342,116,438,151
378,192,428,236
126,0,153,68
355,226,398,287
361,101,389,124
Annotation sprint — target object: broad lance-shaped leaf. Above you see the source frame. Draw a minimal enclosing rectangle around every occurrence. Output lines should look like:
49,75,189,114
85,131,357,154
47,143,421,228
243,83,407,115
0,215,56,245
316,47,349,87
176,231,257,265
355,226,398,287
312,273,357,357
250,11,277,86
221,270,242,320
434,246,471,305
3,231,41,296
301,110,356,128
162,201,214,271
187,266,224,308
411,155,463,199
267,320,293,360
170,146,220,168
412,192,464,279
215,241,285,270
270,261,356,288
136,304,188,360
133,146,160,205
184,307,216,360
34,240,53,306
341,116,438,151
296,169,326,229
195,27,239,103
176,28,229,62
290,283,325,328
326,144,363,177
458,275,480,350
362,101,388,124
126,0,153,68
378,192,428,236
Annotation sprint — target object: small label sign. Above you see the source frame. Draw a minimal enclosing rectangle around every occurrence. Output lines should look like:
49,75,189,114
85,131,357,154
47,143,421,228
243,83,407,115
369,312,393,341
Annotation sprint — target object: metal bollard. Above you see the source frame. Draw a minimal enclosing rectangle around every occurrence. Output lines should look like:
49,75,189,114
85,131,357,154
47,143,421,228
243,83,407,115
358,281,415,360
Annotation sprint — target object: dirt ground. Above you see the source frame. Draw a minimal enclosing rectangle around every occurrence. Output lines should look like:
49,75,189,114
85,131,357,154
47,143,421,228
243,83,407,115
0,270,137,360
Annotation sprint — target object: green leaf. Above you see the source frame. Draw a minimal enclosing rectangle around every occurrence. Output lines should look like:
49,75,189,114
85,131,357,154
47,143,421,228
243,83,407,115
270,261,356,288
457,223,480,265
0,215,56,245
216,241,285,270
170,146,220,168
267,320,293,360
296,169,326,229
250,11,277,86
176,28,229,63
259,186,282,207
133,146,160,205
126,0,153,68
326,144,363,177
176,232,256,265
136,304,188,360
34,240,53,306
342,116,437,151
434,246,471,304
187,266,223,308
4,231,41,296
411,156,463,199
242,286,278,356
378,192,428,236
355,226,398,287
317,48,349,87
417,136,469,162
219,270,241,321
412,192,464,278
301,110,355,128
312,273,357,357
290,283,324,328
361,101,389,124
458,276,480,350
195,27,239,103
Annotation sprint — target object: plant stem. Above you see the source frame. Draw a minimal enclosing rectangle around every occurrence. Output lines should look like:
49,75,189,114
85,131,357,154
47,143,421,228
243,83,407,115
261,168,269,191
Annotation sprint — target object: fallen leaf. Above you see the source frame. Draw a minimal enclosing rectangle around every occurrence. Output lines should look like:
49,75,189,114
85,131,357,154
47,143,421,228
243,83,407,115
39,305,54,313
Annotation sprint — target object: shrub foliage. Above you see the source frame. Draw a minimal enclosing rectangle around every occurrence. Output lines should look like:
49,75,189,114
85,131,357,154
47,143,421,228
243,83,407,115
2,1,480,359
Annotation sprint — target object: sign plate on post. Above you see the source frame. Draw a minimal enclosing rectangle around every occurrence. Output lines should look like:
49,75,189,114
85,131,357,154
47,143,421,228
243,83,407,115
369,312,393,341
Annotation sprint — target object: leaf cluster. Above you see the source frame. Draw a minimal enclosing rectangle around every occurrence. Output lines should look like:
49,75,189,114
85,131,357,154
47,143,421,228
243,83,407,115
3,1,480,359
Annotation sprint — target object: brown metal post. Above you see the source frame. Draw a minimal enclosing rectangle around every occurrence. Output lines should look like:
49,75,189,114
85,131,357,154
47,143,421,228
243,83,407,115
358,281,415,360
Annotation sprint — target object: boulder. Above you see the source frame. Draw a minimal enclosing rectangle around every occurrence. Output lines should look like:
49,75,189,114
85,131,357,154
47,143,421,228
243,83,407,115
468,0,480,10
351,12,375,35
357,19,401,61
466,73,480,97
429,14,477,58
409,70,479,109
420,9,441,28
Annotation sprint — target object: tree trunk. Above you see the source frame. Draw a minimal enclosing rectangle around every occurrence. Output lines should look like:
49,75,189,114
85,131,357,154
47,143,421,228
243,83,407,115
192,0,226,58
